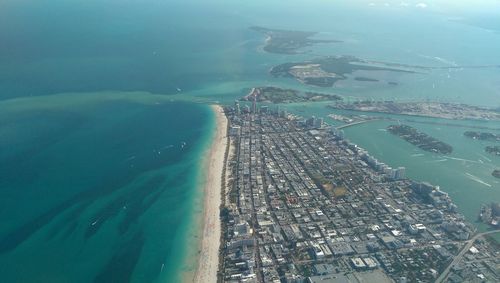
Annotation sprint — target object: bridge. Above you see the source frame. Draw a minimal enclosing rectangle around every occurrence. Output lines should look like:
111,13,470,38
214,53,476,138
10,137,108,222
336,119,381,130
436,229,500,283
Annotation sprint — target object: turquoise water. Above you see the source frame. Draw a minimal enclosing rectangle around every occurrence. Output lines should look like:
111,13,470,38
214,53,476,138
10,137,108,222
1,0,500,282
343,119,500,225
0,93,214,282
283,102,500,230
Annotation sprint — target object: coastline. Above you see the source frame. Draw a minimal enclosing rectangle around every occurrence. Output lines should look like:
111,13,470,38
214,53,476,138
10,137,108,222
189,105,228,283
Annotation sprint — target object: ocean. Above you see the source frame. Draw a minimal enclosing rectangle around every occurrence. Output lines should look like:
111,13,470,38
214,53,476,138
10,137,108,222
1,0,500,282
0,93,214,282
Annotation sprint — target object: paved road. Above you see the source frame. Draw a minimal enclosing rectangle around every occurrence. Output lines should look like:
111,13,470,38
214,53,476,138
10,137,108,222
435,229,500,283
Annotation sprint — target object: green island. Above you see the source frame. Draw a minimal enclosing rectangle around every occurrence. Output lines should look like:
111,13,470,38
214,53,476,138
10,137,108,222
387,124,453,154
270,55,416,87
330,100,500,121
464,131,500,141
242,87,342,104
250,26,341,54
485,145,500,156
493,170,500,178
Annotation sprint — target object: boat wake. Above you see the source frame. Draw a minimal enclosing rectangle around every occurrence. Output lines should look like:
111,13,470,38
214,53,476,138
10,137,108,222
126,155,136,161
433,56,458,67
426,159,447,163
445,156,480,164
478,153,492,162
465,173,492,188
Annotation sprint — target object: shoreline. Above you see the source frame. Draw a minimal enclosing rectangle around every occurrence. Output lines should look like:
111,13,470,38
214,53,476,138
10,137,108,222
188,105,227,283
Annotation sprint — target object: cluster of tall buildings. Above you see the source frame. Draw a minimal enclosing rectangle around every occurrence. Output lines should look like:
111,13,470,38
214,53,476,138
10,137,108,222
360,151,405,180
305,115,324,129
219,109,498,283
330,127,345,139
234,100,287,117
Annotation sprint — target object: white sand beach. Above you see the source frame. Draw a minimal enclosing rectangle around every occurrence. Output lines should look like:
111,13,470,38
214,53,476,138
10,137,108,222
191,105,227,283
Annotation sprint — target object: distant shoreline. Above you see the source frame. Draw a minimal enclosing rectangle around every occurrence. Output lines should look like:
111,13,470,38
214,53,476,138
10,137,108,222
188,105,227,283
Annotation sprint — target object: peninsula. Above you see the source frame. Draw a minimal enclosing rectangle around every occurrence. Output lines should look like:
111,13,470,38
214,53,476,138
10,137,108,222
270,55,416,87
250,26,340,54
330,101,500,121
242,87,342,104
387,124,453,154
217,105,499,282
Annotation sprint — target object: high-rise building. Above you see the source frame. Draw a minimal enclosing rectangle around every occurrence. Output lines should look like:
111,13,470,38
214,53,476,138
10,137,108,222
314,117,324,129
229,125,241,136
306,116,316,127
390,169,398,180
396,167,406,180
331,127,345,139
234,100,240,115
279,109,288,118
252,95,257,114
338,129,345,139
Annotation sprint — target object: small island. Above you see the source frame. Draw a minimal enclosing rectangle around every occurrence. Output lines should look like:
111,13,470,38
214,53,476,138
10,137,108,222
464,131,500,142
493,169,500,178
250,26,341,54
270,55,416,87
330,101,500,121
486,145,500,156
388,124,453,154
242,87,342,104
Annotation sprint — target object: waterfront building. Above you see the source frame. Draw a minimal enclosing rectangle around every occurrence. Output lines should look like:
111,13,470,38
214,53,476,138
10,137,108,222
396,167,406,180
306,116,316,127
229,125,241,136
314,117,324,129
234,100,240,115
279,109,288,118
252,95,257,114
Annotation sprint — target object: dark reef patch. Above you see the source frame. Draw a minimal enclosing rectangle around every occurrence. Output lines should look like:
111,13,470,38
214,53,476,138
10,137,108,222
93,231,145,283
